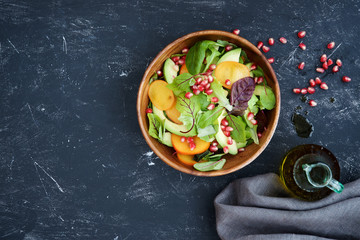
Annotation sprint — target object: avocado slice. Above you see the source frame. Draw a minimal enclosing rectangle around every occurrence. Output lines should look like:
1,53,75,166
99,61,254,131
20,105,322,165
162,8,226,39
217,48,242,65
163,58,179,84
153,106,196,137
161,132,173,147
215,110,238,155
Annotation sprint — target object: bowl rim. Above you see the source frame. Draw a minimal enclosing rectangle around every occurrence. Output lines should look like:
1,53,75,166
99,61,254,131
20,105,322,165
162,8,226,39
137,30,281,177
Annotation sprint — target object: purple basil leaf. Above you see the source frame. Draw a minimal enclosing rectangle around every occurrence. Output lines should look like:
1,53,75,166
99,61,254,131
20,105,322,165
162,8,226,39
256,110,268,133
230,77,255,116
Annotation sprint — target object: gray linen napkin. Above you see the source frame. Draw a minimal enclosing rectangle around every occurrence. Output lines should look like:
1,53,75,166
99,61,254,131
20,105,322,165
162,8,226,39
214,173,360,240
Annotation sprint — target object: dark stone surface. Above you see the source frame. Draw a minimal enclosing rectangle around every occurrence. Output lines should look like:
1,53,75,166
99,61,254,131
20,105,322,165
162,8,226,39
0,0,359,239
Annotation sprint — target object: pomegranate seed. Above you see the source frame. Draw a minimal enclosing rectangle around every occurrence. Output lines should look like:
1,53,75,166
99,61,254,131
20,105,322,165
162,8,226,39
322,62,328,70
332,65,339,73
307,87,315,94
320,54,327,63
232,29,240,35
309,79,316,87
262,45,270,53
185,92,193,99
193,89,201,95
293,88,301,94
268,38,274,46
225,45,233,52
221,125,226,130
254,77,258,84
251,63,257,70
221,119,229,126
208,75,214,83
201,80,208,86
327,59,333,66
257,41,264,49
225,126,234,132
336,59,342,67
173,65,179,72
192,85,199,90
320,82,328,90
301,88,308,94
145,108,153,113
279,37,287,44
316,68,325,73
205,83,211,90
299,43,306,50
257,76,264,84
195,77,202,85
298,62,305,70
198,85,205,91
178,59,185,65
227,137,233,145
309,100,317,107
209,64,217,70
297,31,306,38
182,47,189,54
327,41,335,49
211,97,219,102
207,103,215,110
172,56,180,62
224,131,231,137
268,57,274,64
212,141,218,146
189,142,196,151
205,89,213,95
238,148,245,152
156,70,163,77
342,76,351,82
250,119,258,125
225,79,231,86
247,112,254,121
223,146,229,154
180,137,186,142
209,145,218,152
315,77,322,85
187,137,194,143
257,133,262,138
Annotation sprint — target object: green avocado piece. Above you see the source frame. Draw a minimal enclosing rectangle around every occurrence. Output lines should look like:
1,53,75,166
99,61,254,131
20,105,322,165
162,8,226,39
153,106,196,137
215,110,238,155
163,58,179,84
160,132,173,147
217,48,242,65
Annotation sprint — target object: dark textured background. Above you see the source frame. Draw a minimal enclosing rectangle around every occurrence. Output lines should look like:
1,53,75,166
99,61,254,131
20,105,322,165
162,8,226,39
1,0,360,239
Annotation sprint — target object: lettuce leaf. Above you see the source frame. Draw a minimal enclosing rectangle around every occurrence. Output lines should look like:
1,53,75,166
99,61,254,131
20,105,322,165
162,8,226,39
226,115,246,143
209,79,233,111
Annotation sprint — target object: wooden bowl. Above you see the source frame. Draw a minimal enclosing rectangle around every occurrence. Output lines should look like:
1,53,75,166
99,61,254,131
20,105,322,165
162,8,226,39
137,30,280,177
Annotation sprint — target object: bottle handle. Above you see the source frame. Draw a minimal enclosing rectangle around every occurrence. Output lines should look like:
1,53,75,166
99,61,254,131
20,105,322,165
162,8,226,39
326,178,344,193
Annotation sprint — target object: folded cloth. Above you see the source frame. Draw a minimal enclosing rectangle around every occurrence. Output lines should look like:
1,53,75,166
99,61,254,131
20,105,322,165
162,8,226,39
214,173,360,240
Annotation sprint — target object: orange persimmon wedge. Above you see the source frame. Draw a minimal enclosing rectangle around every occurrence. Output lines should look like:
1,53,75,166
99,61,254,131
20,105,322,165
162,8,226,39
165,99,182,124
171,134,211,155
177,153,197,166
148,80,175,110
214,61,250,89
179,64,189,75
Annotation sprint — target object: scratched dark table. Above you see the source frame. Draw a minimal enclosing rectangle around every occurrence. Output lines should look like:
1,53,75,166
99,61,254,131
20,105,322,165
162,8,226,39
1,0,360,239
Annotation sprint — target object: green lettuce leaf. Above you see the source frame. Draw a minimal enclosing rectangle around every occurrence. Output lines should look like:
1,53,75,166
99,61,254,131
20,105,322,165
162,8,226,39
186,40,217,75
167,73,194,94
197,105,225,129
226,115,246,143
193,159,226,172
208,79,233,111
254,85,276,110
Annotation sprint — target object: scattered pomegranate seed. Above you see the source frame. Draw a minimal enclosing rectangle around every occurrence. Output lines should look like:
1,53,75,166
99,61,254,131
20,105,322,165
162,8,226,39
156,70,163,77
309,100,317,107
293,88,301,94
182,47,189,54
198,85,205,91
211,97,219,103
257,41,264,49
208,75,214,83
279,37,287,44
173,65,179,72
225,79,231,86
185,92,193,99
342,76,351,82
225,126,234,132
205,89,213,95
327,59,333,66
307,87,315,94
322,62,328,70
327,41,335,49
268,57,274,64
336,59,342,67
250,119,258,125
315,77,322,85
257,76,264,84
299,43,306,50
209,145,218,152
193,89,201,95
309,79,316,87
238,148,245,152
223,146,229,154
189,142,196,151
332,65,339,73
225,45,233,52
268,38,275,46
227,137,233,145
257,133,262,138
247,112,254,120
298,62,305,70
178,59,185,65
232,29,240,35
180,137,186,142
221,119,229,126
320,54,327,63
251,63,257,70
316,68,325,73
224,131,231,137
221,125,226,131
320,82,328,90
145,108,153,113
262,45,270,53
187,137,194,143
297,31,306,38
207,103,215,110
301,88,308,94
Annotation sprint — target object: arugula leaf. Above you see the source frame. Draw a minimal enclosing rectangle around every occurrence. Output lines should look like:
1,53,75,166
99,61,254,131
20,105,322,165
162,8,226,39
197,105,224,129
226,115,246,143
193,159,226,171
167,73,194,94
209,79,233,111
193,150,211,162
251,66,265,77
254,85,276,110
186,40,216,75
193,151,225,162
